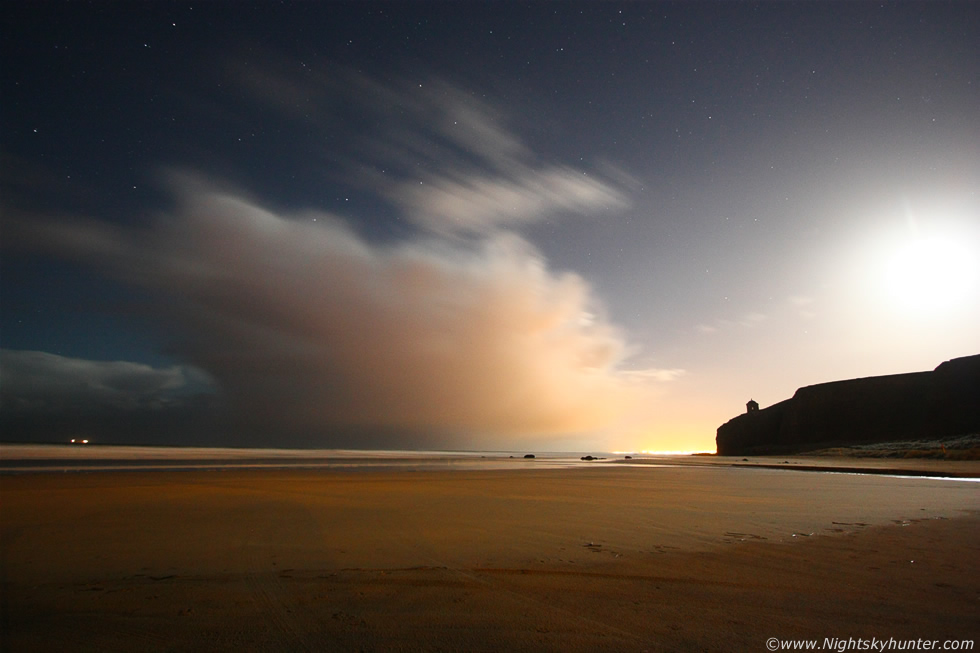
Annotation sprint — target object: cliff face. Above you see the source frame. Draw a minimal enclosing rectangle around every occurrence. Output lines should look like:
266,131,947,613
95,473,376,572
716,354,980,456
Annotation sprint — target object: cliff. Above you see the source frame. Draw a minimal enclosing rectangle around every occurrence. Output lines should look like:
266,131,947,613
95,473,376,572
716,354,980,456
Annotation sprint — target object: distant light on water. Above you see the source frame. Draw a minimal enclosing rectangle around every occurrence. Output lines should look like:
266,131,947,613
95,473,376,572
638,449,708,456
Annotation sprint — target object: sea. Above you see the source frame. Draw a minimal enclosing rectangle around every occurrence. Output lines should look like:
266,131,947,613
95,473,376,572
0,444,663,474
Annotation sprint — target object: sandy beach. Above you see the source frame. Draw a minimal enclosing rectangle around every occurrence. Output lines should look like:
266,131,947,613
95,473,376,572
1,463,977,652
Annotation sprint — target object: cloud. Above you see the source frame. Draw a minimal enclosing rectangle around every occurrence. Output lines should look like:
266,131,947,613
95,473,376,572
18,175,650,445
0,349,195,412
788,295,814,306
385,84,628,236
231,62,628,236
0,349,218,444
738,312,768,327
394,165,626,237
3,69,658,447
621,368,687,383
695,312,768,335
788,294,817,319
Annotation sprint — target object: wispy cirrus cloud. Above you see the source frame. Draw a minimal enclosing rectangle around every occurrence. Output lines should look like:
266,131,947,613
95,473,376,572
695,311,768,335
788,294,818,319
621,368,687,383
232,61,628,236
393,164,626,236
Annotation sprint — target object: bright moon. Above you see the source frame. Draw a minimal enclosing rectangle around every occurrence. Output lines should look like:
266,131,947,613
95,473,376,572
883,236,977,312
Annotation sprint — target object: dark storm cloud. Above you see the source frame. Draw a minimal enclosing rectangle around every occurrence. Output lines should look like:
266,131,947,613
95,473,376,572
0,349,193,412
0,65,678,447
0,349,218,445
17,173,651,443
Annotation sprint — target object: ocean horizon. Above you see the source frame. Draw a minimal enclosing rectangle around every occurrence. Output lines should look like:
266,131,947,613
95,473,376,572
0,443,675,474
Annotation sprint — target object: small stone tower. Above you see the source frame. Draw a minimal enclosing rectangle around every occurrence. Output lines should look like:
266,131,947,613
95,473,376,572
746,399,759,413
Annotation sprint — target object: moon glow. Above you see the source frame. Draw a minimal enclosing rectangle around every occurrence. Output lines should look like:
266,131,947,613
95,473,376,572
883,236,977,313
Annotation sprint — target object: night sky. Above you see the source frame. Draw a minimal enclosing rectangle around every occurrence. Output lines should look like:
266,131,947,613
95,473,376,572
2,1,978,452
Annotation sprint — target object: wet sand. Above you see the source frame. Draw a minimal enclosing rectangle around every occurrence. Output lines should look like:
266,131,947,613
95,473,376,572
1,466,977,651
643,453,980,479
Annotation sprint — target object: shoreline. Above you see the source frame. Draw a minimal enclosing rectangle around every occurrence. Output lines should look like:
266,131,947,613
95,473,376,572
3,443,978,479
626,454,980,479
